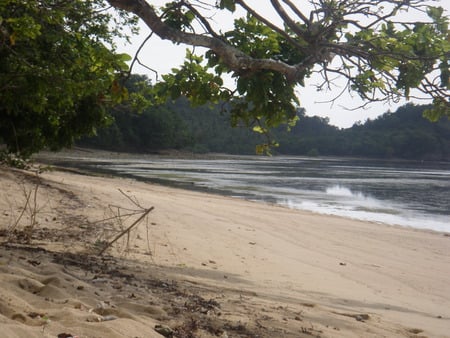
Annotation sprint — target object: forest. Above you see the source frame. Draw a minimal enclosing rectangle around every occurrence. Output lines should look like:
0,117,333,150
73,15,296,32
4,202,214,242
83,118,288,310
79,76,450,161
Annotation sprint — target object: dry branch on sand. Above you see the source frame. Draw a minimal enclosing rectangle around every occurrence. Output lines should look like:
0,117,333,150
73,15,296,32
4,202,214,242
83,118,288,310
1,168,156,257
3,171,45,243
97,205,155,256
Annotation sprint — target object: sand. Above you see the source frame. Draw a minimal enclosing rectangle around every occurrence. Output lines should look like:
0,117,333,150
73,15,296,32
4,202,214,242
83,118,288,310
0,164,449,337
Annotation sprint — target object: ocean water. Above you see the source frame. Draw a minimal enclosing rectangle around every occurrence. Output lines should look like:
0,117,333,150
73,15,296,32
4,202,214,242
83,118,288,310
48,155,450,233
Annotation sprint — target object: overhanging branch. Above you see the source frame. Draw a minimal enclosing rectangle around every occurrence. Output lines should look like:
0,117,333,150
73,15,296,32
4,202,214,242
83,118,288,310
107,0,311,82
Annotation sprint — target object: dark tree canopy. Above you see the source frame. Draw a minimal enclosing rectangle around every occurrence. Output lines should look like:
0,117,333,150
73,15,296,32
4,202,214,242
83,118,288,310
0,0,137,156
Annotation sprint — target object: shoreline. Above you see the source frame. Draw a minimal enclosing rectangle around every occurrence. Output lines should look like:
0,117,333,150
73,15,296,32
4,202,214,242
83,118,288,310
46,146,450,164
35,149,450,234
48,162,450,237
1,165,450,337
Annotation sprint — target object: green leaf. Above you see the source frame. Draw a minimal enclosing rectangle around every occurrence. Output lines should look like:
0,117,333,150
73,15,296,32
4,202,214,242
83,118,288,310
117,53,132,62
219,0,236,12
423,98,450,121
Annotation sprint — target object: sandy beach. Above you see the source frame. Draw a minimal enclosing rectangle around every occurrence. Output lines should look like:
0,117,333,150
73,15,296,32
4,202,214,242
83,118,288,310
1,164,449,337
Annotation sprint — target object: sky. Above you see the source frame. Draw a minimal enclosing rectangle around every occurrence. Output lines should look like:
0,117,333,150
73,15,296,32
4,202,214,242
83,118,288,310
117,1,449,129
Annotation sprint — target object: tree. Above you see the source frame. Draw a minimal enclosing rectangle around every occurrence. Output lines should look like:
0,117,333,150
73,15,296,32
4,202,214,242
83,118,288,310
0,0,137,156
1,1,449,157
78,74,194,152
107,0,449,151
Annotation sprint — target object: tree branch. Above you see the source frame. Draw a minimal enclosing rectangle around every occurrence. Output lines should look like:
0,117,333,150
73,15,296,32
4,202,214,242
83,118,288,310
270,0,307,38
234,0,306,52
107,0,309,82
281,0,310,26
107,0,449,114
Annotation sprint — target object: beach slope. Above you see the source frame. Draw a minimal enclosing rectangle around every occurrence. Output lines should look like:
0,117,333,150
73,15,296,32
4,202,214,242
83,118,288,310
0,166,449,337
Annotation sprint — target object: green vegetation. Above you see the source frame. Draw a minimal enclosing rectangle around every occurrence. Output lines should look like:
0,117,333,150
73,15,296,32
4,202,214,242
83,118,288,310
79,75,265,154
0,0,137,157
79,81,450,161
109,0,449,139
275,104,450,161
1,1,449,158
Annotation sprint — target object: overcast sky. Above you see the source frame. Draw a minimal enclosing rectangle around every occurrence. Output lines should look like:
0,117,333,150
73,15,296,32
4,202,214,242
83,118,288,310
118,1,449,128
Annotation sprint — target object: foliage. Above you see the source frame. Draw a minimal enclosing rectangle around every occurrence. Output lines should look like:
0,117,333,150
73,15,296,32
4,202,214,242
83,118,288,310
0,0,137,157
79,95,265,155
2,0,449,158
274,104,450,160
153,50,227,106
79,75,191,152
0,150,30,169
82,94,450,161
108,0,450,128
80,74,263,154
341,104,450,160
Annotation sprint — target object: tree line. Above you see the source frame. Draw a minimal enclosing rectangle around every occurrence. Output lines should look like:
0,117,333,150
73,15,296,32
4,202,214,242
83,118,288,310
79,76,450,161
275,104,450,160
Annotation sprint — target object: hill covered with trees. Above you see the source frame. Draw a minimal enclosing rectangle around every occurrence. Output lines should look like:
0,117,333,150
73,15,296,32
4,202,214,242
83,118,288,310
79,85,450,161
275,104,450,160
